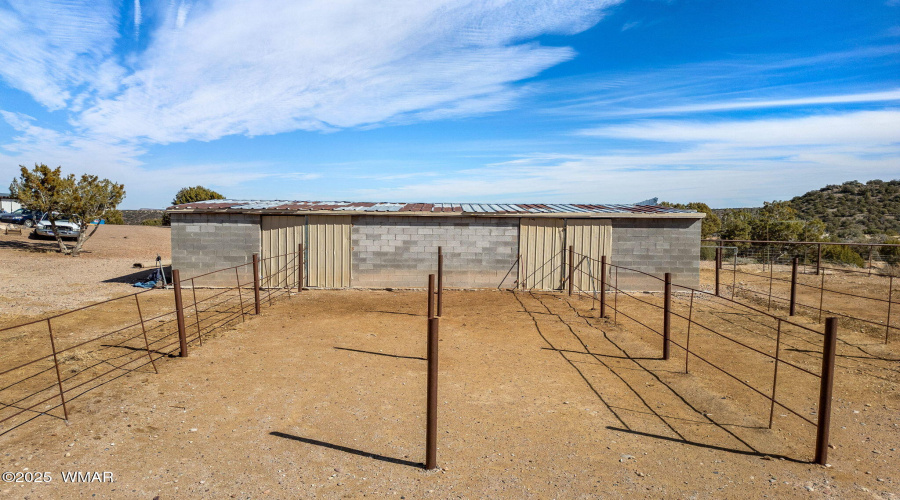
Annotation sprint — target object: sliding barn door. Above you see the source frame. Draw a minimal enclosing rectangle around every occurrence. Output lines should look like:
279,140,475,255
565,219,612,292
261,216,305,288
306,215,351,288
519,218,565,290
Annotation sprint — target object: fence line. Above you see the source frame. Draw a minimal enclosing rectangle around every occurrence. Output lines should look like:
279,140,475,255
704,243,897,343
0,250,301,435
564,248,837,465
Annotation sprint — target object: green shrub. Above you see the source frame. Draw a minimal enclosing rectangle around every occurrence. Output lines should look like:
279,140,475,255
141,218,163,226
822,244,865,267
104,209,125,225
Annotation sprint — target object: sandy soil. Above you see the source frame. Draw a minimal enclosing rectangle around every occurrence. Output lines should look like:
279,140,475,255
1,286,897,499
700,262,898,342
0,225,171,321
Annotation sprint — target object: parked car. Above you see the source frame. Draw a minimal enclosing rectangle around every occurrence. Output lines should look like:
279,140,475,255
33,215,81,239
0,208,43,228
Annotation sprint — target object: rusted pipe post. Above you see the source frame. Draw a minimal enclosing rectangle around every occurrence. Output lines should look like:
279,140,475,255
663,272,671,360
426,274,439,470
191,278,202,345
715,246,721,297
684,289,694,374
816,243,823,276
46,319,69,421
567,245,574,296
252,254,261,315
173,269,188,357
134,294,158,374
768,319,782,429
886,276,894,344
235,267,247,322
815,317,839,466
437,247,443,317
818,270,826,322
298,244,304,292
427,273,435,320
614,266,619,324
600,255,607,318
789,257,799,316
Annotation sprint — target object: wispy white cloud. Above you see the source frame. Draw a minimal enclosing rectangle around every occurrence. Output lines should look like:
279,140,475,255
359,110,900,206
598,89,900,116
0,0,121,109
540,45,900,118
580,110,900,146
134,0,142,38
73,0,619,144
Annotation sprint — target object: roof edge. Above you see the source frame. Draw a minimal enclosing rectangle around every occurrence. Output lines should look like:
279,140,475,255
166,208,705,219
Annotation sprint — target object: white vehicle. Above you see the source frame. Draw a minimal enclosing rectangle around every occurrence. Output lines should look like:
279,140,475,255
33,214,81,240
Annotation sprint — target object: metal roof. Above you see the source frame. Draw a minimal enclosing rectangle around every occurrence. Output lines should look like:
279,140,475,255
169,199,698,216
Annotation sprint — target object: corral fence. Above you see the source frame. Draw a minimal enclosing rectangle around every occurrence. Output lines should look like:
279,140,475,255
702,239,900,275
702,239,899,343
2,243,448,470
554,247,839,465
0,247,305,436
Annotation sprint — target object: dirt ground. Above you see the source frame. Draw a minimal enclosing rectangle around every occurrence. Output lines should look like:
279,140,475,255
0,225,171,321
700,262,899,342
1,284,898,499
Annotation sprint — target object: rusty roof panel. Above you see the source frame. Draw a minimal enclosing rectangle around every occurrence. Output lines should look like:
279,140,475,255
168,199,697,215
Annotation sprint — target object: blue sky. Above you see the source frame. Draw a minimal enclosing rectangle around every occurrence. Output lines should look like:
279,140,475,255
0,0,898,209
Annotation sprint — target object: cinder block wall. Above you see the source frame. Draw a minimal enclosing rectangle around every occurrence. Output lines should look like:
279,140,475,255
170,213,261,286
610,218,701,291
351,216,519,288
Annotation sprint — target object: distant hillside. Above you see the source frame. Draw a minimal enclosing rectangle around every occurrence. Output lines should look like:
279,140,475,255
789,180,900,239
121,209,166,225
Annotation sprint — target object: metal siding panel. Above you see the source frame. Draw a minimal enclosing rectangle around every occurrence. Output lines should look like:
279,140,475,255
261,216,304,288
565,219,611,291
519,217,564,290
306,215,351,288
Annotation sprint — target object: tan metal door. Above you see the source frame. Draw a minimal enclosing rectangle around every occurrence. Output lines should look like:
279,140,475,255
566,219,612,292
519,218,565,290
261,216,305,288
307,215,351,288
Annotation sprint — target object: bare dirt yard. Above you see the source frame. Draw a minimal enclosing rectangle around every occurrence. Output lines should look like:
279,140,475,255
700,262,899,342
1,232,898,499
0,225,171,321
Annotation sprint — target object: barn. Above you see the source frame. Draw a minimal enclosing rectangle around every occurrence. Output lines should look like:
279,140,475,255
166,201,704,291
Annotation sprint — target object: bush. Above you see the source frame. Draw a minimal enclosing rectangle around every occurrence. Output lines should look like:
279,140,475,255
104,209,125,225
141,218,163,226
822,244,865,267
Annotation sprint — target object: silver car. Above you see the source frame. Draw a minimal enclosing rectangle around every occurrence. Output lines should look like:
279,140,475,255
33,215,81,239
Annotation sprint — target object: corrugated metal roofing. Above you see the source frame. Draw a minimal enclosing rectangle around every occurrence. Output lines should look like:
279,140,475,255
169,199,697,215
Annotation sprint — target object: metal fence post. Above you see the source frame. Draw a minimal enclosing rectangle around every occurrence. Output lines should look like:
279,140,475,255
715,246,721,297
663,272,671,360
426,274,439,470
46,319,69,421
173,269,188,357
816,243,823,276
235,267,246,322
815,317,838,465
190,278,203,345
437,247,443,317
790,257,799,316
252,254,261,315
567,245,574,296
134,294,158,374
886,276,894,344
298,243,304,292
427,274,435,320
600,255,607,318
